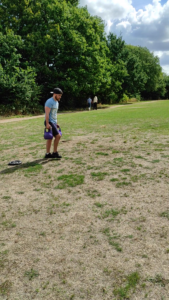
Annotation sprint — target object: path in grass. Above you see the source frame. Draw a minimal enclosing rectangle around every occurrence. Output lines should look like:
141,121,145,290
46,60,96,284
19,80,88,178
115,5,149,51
0,104,123,124
0,100,169,299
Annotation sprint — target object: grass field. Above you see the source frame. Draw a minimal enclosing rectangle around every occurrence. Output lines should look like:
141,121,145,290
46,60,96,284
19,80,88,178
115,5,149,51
0,100,169,299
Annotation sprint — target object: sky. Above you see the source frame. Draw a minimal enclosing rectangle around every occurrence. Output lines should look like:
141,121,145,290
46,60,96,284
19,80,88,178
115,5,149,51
78,0,169,75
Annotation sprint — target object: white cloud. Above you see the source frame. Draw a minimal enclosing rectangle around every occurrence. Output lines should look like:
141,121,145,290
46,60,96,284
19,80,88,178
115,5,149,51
116,21,131,29
79,0,169,74
162,65,169,75
107,20,113,32
158,51,169,64
154,51,169,74
79,0,135,20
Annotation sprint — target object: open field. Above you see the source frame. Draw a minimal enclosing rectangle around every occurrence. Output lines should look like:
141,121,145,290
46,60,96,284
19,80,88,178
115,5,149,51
0,100,169,300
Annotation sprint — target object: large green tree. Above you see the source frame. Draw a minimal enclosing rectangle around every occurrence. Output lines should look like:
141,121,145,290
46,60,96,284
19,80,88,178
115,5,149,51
107,33,128,102
122,45,148,97
0,30,41,114
0,0,167,111
163,73,169,99
124,46,162,99
0,0,111,107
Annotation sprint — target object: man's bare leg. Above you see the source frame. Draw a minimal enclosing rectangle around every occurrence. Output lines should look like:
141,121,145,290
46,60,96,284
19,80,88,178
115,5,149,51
53,134,61,153
46,139,52,153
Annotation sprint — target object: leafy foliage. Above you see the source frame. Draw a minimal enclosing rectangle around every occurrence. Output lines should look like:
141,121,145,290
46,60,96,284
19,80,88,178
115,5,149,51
0,31,41,114
0,0,168,113
0,0,110,108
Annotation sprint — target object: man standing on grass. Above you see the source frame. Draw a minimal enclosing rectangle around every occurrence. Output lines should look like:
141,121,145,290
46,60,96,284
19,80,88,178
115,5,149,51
44,87,63,159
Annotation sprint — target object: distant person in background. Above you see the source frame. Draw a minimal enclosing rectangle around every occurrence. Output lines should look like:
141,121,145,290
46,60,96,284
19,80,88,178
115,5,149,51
93,95,98,110
87,97,92,111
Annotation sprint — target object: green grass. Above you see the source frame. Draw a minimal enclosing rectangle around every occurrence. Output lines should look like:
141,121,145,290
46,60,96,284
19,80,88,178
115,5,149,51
86,189,101,198
0,100,168,157
1,220,16,229
0,100,169,149
114,157,123,162
113,271,140,299
108,239,122,252
59,100,169,136
112,150,120,153
102,228,122,251
160,210,169,220
0,280,12,295
56,174,85,189
94,202,104,208
0,250,9,269
116,181,131,188
91,172,108,180
96,152,109,156
121,169,130,173
1,100,169,299
2,196,11,200
110,178,119,182
147,274,169,287
24,269,39,280
152,159,160,163
24,164,43,176
102,209,120,219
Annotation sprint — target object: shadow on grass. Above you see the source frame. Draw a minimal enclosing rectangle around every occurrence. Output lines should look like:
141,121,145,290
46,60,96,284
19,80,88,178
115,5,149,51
0,159,53,174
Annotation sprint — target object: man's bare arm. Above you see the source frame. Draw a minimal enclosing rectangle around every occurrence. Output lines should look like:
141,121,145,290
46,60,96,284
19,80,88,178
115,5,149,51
45,106,51,129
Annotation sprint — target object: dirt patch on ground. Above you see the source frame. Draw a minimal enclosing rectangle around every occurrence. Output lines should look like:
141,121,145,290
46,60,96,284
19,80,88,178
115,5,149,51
0,124,169,299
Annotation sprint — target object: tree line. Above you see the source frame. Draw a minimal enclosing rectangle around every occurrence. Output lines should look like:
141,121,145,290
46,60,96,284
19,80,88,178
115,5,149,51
0,0,169,114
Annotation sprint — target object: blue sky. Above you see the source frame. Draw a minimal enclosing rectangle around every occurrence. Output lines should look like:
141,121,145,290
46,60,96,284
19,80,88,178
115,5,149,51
79,0,169,74
132,0,167,9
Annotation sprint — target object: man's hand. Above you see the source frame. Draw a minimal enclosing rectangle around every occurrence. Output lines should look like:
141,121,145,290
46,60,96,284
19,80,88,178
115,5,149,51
46,123,51,130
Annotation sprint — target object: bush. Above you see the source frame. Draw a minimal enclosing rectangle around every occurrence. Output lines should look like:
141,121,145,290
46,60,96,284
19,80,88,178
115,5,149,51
0,31,42,115
119,93,129,103
0,66,42,115
109,92,119,104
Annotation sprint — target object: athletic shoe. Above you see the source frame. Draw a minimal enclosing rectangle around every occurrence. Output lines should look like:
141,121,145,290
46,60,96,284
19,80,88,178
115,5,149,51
52,152,62,159
44,153,53,158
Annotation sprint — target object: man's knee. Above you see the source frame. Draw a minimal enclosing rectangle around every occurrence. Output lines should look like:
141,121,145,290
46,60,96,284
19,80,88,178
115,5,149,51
55,134,61,139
